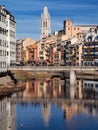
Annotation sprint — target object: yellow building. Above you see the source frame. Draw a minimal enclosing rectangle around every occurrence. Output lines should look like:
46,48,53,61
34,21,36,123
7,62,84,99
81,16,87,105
38,35,57,63
23,38,36,63
16,38,36,64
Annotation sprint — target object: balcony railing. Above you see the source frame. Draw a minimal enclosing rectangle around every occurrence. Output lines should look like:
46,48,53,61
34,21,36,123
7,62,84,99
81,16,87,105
84,46,94,48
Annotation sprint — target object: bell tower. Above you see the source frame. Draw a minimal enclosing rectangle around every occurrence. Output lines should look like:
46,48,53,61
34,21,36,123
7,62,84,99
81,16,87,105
40,6,51,39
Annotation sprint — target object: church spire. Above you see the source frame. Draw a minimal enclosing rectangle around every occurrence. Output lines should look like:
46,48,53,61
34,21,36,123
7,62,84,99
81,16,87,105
40,6,51,39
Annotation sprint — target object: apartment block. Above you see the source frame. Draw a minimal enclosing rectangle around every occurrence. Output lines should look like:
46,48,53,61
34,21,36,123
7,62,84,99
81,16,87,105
26,43,38,64
38,35,57,64
83,27,98,66
16,38,24,63
66,42,83,66
0,5,16,68
16,38,36,64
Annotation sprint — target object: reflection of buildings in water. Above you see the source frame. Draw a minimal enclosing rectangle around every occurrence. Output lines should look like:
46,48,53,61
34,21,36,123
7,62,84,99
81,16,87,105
62,101,98,121
52,77,65,98
21,77,98,100
83,80,98,99
70,69,77,99
22,77,65,98
65,77,76,99
65,78,83,99
65,78,70,98
42,102,51,126
23,79,51,98
38,77,65,98
68,78,98,99
52,78,60,98
23,80,38,98
70,78,83,99
61,77,98,120
0,98,16,130
76,79,83,99
38,80,50,98
60,79,65,97
64,78,98,99
63,103,83,121
84,103,98,117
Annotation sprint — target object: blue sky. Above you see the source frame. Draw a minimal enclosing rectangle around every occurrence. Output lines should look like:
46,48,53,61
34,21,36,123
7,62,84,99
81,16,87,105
0,0,98,40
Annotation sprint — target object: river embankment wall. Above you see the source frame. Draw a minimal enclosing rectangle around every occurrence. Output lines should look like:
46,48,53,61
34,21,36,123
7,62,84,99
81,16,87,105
0,76,12,85
0,72,25,98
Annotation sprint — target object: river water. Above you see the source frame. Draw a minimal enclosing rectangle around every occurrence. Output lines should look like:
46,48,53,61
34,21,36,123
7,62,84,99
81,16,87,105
0,75,98,130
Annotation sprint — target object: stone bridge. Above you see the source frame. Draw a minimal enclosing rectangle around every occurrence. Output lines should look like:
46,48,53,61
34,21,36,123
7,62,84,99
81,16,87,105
8,66,98,72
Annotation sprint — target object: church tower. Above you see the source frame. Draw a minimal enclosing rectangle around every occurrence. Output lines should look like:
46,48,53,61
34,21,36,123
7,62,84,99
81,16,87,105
40,6,51,39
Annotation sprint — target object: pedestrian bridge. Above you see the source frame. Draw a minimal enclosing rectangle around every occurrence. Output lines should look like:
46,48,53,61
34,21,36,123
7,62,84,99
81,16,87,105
8,66,98,72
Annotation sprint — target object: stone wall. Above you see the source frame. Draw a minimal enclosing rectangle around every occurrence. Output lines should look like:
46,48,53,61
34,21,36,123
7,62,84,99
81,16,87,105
0,76,12,85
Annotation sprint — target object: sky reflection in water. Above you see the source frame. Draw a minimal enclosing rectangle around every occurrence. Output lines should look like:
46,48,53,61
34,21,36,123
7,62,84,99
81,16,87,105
16,101,98,130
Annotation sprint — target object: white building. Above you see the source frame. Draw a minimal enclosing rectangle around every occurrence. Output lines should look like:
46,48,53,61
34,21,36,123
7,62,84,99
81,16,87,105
0,5,16,69
40,6,51,39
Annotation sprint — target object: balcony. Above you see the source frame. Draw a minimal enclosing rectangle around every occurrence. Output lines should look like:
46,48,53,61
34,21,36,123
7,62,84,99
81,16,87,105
45,53,50,56
57,43,61,46
84,51,94,55
30,50,34,53
84,46,94,48
95,52,98,54
95,45,98,47
57,48,61,51
45,49,50,52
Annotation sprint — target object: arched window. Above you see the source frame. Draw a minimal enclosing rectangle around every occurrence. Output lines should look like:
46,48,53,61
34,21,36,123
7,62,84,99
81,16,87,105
46,21,47,27
43,21,45,27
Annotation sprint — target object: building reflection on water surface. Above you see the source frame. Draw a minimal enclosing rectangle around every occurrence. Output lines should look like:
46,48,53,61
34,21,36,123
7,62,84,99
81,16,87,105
0,76,98,129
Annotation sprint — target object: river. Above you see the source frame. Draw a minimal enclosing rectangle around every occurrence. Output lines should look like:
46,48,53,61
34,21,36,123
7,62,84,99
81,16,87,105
0,75,98,130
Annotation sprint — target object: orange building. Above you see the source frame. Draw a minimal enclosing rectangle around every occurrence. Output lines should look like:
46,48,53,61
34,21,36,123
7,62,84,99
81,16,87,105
26,43,38,64
59,19,96,38
23,80,38,98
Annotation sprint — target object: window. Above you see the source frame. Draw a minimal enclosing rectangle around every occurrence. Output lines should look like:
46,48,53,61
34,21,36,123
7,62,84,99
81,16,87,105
7,51,9,56
84,83,87,87
10,21,15,28
95,84,98,88
40,57,44,59
39,51,43,55
77,57,79,60
0,40,2,46
41,44,45,50
54,55,59,58
10,30,15,38
43,21,45,27
40,82,44,85
46,21,47,27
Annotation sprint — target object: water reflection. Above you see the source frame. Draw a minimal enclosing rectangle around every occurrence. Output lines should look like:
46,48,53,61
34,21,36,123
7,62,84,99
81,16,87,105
0,98,16,130
20,77,98,100
22,77,65,98
0,76,98,130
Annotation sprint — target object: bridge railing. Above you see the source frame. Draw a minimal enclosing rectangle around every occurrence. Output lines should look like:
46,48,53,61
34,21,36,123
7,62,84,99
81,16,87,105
8,66,98,71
